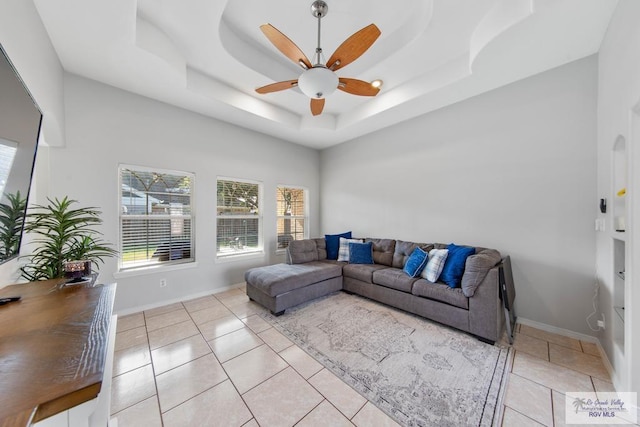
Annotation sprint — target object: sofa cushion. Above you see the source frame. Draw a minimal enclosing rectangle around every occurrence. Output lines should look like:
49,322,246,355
403,247,428,277
325,231,352,260
245,261,342,297
392,240,434,269
412,279,469,309
365,238,395,266
337,237,364,262
287,239,318,264
372,268,419,293
461,248,502,297
349,241,374,264
392,240,419,269
421,248,448,282
343,263,387,283
313,238,327,260
440,244,476,288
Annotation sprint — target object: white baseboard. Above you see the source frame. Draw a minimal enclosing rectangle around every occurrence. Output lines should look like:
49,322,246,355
115,282,246,316
516,317,615,383
517,317,597,343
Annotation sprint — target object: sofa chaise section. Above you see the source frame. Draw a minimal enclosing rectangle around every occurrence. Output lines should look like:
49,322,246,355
245,244,342,315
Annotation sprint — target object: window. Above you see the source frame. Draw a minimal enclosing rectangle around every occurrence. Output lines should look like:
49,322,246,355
276,186,308,250
0,138,17,195
217,178,262,256
119,165,194,270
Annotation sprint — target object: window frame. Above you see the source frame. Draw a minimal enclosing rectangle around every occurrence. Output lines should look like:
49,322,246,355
216,176,264,259
276,185,309,253
118,164,195,272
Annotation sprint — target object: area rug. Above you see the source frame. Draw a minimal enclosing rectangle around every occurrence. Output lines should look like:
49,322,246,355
261,291,509,427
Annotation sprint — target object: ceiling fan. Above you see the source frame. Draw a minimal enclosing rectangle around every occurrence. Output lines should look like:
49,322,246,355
255,0,382,116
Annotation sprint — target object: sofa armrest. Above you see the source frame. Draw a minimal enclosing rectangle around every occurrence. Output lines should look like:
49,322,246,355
461,248,501,297
467,266,503,342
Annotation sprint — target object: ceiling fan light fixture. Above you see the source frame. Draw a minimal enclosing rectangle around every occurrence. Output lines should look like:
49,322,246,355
371,79,383,88
298,66,338,99
255,1,382,115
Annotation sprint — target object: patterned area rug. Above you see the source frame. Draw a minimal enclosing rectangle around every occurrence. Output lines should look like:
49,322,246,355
261,291,509,427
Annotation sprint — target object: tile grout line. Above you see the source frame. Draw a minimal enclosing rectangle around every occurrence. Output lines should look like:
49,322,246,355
305,368,364,421
549,379,556,427
505,404,549,427
291,399,328,426
351,400,369,423
210,292,271,426
145,308,166,427
516,345,609,388
110,309,164,423
158,296,256,424
158,377,230,416
260,310,370,423
214,339,263,424
223,290,356,425
149,303,183,423
547,336,555,427
112,294,274,425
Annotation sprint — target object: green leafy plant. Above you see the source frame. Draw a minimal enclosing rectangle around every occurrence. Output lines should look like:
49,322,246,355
0,190,27,260
20,197,117,281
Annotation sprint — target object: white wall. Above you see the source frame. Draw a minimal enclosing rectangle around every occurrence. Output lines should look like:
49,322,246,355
0,0,65,286
596,0,640,394
321,56,598,336
41,74,320,313
0,0,65,148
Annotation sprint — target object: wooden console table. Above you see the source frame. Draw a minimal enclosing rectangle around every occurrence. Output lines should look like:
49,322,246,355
0,279,117,427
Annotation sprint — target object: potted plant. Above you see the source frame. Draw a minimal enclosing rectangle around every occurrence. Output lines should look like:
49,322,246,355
0,190,27,261
20,196,117,282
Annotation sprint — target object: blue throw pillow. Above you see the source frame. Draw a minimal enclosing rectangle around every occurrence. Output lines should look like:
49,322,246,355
403,247,429,278
349,241,374,264
440,244,476,288
325,231,352,260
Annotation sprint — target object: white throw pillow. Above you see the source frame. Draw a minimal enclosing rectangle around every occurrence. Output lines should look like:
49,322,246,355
421,248,449,282
337,237,364,262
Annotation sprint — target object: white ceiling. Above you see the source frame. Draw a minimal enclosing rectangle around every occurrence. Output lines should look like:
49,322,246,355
33,0,618,149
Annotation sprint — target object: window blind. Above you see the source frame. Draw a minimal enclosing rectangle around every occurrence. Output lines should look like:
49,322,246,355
276,186,307,249
0,138,18,195
217,178,262,256
119,166,194,270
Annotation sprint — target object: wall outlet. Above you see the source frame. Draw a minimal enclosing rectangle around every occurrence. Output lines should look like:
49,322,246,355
160,279,167,287
597,315,605,329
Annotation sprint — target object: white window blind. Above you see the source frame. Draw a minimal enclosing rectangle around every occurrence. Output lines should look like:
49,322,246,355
276,186,308,250
119,166,194,270
217,178,262,256
0,138,18,195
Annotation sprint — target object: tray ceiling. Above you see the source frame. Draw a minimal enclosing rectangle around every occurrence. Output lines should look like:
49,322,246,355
33,0,618,149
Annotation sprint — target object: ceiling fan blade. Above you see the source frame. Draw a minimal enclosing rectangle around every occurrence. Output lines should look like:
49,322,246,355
255,79,299,94
338,78,380,96
326,24,381,71
310,98,325,116
260,24,312,70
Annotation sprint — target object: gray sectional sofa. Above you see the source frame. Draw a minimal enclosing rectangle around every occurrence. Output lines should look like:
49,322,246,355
245,237,507,343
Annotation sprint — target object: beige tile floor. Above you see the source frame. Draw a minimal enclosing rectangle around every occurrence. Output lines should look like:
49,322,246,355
110,287,620,427
501,324,628,427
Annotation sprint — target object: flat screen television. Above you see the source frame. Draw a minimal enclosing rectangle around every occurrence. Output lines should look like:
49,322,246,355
0,44,41,264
